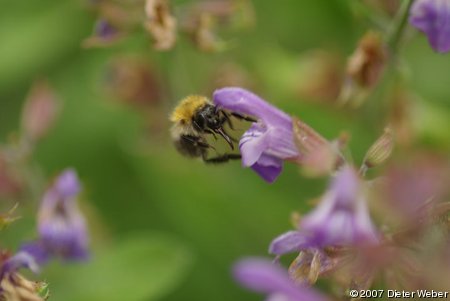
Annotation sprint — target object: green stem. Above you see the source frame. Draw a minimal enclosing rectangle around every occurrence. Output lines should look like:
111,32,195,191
387,0,415,55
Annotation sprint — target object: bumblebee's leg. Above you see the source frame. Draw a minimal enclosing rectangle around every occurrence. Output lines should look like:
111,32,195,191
231,112,257,123
221,127,239,143
216,111,239,143
193,119,219,140
220,110,235,130
202,153,241,164
204,128,218,140
181,135,214,150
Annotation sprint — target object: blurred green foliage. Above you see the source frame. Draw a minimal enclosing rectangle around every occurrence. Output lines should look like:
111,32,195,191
46,233,193,301
1,0,449,301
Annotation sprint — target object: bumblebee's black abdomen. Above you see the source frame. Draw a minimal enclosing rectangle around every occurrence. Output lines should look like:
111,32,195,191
174,134,207,158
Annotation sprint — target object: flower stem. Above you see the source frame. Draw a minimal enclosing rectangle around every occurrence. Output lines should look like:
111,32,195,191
387,0,415,55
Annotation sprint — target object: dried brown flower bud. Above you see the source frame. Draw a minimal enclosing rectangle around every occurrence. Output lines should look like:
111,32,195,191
295,50,343,103
144,0,177,50
292,118,343,176
190,13,223,52
288,251,320,285
0,154,22,198
347,31,386,88
0,273,46,301
292,118,328,156
363,127,394,169
21,81,59,142
104,57,162,107
363,0,400,16
339,31,387,106
288,249,338,286
180,0,255,52
211,62,254,89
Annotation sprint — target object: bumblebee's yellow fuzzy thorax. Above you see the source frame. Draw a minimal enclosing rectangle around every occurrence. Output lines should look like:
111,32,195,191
170,95,210,124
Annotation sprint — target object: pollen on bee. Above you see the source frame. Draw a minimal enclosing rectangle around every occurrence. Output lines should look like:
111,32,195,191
170,95,210,123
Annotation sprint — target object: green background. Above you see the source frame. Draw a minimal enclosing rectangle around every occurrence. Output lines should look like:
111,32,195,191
1,0,449,300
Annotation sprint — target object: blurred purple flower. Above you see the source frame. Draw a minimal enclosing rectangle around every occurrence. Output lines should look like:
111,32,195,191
0,251,40,279
270,166,378,256
83,19,122,48
269,231,315,256
96,19,119,39
382,154,449,226
409,0,450,53
213,87,300,183
37,169,89,261
0,250,46,301
233,258,328,301
302,166,378,246
19,242,50,266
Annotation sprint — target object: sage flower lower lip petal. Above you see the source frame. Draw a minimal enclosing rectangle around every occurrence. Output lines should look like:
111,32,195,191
251,161,282,183
410,0,450,53
240,124,269,166
0,251,40,277
240,124,299,166
233,258,329,301
269,231,313,255
19,242,50,266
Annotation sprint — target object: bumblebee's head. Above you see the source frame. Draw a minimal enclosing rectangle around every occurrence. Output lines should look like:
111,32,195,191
193,103,234,149
193,104,221,130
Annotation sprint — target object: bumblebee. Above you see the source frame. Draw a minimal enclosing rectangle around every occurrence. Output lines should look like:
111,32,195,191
170,95,255,163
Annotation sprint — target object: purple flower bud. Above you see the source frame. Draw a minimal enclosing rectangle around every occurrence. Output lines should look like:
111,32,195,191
54,169,80,198
410,0,450,53
213,87,300,183
37,169,89,261
233,258,328,301
83,19,122,48
95,19,119,39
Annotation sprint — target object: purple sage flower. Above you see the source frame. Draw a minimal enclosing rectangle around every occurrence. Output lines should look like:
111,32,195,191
213,87,300,183
301,166,378,246
410,0,450,53
37,169,89,261
0,250,45,301
95,19,119,40
233,258,329,301
83,19,122,48
270,166,378,256
269,231,315,256
0,251,40,279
